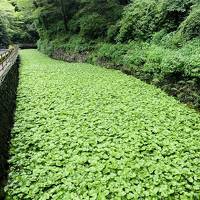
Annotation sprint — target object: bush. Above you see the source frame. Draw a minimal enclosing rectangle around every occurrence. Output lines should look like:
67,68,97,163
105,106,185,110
62,35,94,53
37,39,54,56
79,13,107,40
143,45,172,75
123,42,149,67
89,38,200,80
117,0,198,42
117,0,161,42
177,4,200,40
151,30,168,45
37,34,95,55
159,39,200,77
106,23,120,43
91,43,129,66
160,0,198,31
144,39,200,78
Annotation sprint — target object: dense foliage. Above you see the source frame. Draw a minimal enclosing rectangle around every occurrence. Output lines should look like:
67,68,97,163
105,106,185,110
27,0,200,109
6,50,200,199
117,0,199,42
1,0,200,95
33,0,200,47
1,1,200,198
0,18,9,48
33,0,125,43
0,0,38,45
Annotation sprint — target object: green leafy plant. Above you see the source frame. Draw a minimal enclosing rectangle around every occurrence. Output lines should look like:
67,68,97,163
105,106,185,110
6,50,200,199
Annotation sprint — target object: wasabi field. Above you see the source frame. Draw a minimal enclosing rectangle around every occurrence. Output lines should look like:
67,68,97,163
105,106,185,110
5,50,200,199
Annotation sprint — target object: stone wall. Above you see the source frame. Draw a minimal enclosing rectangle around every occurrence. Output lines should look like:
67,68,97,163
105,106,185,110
0,59,19,199
52,49,89,63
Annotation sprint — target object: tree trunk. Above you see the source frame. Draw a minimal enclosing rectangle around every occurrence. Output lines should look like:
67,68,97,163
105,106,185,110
59,0,68,33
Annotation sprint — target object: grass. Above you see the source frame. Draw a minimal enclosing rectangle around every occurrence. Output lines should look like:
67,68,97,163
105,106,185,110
6,50,200,199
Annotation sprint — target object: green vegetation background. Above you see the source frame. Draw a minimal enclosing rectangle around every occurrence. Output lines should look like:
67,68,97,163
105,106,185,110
0,0,200,108
1,1,200,199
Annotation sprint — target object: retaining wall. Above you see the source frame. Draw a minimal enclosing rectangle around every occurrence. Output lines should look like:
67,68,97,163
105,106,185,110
0,58,19,199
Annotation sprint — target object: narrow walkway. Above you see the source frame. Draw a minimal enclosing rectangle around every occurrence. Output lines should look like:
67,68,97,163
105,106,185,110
6,50,200,199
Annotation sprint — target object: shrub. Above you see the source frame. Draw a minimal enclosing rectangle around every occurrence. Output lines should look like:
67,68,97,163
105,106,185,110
123,42,149,67
63,35,94,53
79,13,107,40
92,43,129,65
106,23,120,43
160,0,198,31
151,30,168,45
117,0,162,42
117,0,198,42
37,39,54,56
143,45,172,75
177,39,200,76
144,39,200,77
90,38,200,80
177,4,200,40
